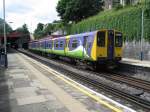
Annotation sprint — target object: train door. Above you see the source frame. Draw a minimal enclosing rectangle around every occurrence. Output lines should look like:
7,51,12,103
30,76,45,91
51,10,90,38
83,36,88,58
107,30,114,60
65,36,70,56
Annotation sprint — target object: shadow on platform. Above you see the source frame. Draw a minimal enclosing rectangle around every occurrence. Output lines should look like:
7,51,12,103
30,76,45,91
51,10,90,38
0,68,11,112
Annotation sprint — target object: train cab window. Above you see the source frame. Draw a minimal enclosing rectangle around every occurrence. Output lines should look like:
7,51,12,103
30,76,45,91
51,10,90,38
97,31,105,47
115,33,122,47
72,40,78,48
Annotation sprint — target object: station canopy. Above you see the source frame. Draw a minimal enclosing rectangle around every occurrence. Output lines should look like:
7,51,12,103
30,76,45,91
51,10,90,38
0,31,24,41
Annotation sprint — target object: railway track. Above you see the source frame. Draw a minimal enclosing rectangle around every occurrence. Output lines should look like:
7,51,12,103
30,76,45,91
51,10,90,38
19,50,150,110
84,70,150,93
39,52,150,93
106,72,150,92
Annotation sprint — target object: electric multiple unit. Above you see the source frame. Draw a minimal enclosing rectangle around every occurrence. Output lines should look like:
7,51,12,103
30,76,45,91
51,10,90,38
29,29,123,68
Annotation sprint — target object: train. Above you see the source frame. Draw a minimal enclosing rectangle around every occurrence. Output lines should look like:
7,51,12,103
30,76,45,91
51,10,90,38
29,29,123,69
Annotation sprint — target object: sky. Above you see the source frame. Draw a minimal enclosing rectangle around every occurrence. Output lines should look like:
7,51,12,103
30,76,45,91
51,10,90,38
0,0,59,32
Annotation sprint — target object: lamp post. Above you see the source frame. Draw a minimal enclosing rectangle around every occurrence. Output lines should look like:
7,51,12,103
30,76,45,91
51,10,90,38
3,0,8,68
140,9,144,61
140,0,147,61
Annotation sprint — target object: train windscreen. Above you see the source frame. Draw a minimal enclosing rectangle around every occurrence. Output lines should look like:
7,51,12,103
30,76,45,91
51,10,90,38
115,32,122,47
97,31,105,47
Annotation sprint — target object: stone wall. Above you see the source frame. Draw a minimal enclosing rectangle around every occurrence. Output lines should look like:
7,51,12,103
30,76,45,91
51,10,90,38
123,40,150,60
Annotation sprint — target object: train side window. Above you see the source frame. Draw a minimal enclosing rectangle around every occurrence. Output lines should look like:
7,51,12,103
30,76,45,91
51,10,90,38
97,31,105,47
42,42,45,48
88,42,92,48
55,41,59,48
46,42,48,48
72,39,78,48
60,41,63,47
115,33,122,47
40,43,42,48
49,43,51,48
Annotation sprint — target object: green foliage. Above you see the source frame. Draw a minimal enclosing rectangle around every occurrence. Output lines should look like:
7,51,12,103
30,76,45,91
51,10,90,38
145,0,150,17
56,0,71,22
16,24,29,34
34,21,67,39
43,23,54,35
34,23,45,39
0,18,12,35
56,0,104,23
115,4,123,10
67,5,150,42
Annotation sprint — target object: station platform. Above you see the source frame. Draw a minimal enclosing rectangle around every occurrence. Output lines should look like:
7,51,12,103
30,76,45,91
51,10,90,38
121,58,150,68
0,51,136,112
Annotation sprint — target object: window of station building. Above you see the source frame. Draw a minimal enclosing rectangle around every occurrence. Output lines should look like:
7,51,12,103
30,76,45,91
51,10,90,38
115,33,122,47
97,31,105,47
72,39,78,48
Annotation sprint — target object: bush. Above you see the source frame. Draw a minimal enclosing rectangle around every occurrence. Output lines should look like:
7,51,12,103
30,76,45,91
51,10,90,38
115,4,123,10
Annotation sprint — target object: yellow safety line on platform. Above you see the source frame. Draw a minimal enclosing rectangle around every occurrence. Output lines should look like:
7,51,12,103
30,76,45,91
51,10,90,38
54,74,123,112
23,54,123,112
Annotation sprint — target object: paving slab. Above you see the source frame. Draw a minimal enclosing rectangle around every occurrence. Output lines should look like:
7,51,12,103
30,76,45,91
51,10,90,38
0,53,71,112
17,95,48,105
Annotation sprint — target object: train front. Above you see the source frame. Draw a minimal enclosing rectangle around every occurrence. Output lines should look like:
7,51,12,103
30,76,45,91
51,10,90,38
96,29,123,68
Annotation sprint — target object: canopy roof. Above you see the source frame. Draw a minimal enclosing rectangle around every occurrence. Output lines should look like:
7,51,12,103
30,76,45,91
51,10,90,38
0,31,25,40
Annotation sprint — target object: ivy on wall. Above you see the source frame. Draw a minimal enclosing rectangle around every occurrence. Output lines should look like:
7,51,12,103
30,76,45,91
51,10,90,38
67,5,150,42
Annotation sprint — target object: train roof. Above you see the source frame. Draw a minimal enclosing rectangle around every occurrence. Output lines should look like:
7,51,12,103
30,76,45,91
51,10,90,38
69,31,97,38
29,29,122,43
30,35,65,42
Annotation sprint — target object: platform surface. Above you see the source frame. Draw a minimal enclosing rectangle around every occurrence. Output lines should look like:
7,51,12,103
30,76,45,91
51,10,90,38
121,58,150,68
0,51,136,112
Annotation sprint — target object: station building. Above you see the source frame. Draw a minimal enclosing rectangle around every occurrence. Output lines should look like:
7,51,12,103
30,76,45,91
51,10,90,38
0,31,30,49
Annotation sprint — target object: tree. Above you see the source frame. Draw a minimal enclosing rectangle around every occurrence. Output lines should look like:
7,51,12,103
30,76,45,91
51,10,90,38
0,18,12,35
145,0,150,17
16,24,29,34
56,0,104,23
43,23,55,36
56,0,71,22
34,23,44,39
